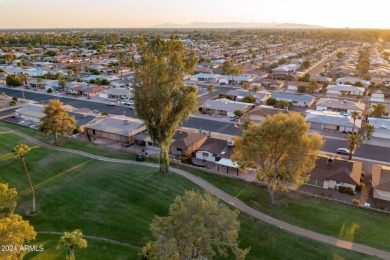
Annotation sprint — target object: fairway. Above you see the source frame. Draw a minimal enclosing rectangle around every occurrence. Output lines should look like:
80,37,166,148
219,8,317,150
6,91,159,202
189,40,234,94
0,131,380,259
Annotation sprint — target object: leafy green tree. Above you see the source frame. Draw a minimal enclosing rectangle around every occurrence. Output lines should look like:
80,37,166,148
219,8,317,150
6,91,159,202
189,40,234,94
67,69,74,80
241,95,255,103
0,182,36,259
364,123,375,140
274,100,291,109
241,81,250,90
371,103,387,118
232,113,323,204
39,99,76,145
298,73,310,82
12,144,36,213
142,191,249,259
134,36,198,173
337,52,344,59
57,229,88,260
56,72,65,80
297,85,306,93
302,60,311,69
266,97,277,106
207,84,215,99
6,74,22,86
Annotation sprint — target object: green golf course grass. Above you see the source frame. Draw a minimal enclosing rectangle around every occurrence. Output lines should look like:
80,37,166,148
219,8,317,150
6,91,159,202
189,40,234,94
0,131,381,259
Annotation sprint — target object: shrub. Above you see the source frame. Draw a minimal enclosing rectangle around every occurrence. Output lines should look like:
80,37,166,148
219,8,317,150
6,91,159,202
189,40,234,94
352,199,360,205
218,94,227,99
9,100,16,106
101,112,109,116
47,88,53,93
266,97,277,106
338,186,355,195
361,171,366,178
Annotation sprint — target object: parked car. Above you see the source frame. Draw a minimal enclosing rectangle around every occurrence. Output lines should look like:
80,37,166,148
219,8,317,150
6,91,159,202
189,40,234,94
107,101,115,106
93,110,100,114
336,148,352,155
121,100,134,106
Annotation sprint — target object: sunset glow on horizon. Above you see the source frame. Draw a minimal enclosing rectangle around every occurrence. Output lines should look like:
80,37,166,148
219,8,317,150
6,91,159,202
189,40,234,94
1,0,390,29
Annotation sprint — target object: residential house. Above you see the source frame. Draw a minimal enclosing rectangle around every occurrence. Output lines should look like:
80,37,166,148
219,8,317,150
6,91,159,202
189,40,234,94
370,90,385,102
372,165,390,202
170,131,207,158
367,118,390,140
252,78,284,90
14,104,98,130
194,137,229,163
272,64,300,74
326,85,365,96
336,77,370,88
306,110,361,133
271,92,315,107
244,105,297,123
315,98,365,115
224,90,270,104
198,99,252,117
86,116,146,145
306,156,362,192
190,73,219,83
70,85,108,97
98,87,132,99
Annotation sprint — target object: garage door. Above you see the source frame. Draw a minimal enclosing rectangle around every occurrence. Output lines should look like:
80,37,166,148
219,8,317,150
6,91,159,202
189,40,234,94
310,122,323,130
323,124,338,130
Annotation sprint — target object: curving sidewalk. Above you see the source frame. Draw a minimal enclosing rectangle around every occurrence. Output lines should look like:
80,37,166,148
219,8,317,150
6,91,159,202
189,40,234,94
2,126,390,259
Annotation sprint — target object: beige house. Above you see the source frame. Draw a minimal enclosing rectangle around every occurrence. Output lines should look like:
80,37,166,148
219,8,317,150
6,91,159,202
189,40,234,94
306,156,362,191
372,165,390,202
86,116,146,145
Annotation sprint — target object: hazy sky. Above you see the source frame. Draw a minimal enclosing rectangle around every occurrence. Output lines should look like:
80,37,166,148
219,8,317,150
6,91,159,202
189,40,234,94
1,0,389,28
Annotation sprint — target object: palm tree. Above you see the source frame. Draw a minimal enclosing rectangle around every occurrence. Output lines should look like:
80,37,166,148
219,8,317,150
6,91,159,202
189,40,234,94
350,111,360,134
252,85,260,92
346,133,362,160
371,103,387,118
207,84,215,99
57,229,87,260
364,123,375,140
12,144,35,213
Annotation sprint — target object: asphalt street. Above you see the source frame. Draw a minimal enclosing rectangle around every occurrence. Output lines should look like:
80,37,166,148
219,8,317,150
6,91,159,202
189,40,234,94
1,86,389,163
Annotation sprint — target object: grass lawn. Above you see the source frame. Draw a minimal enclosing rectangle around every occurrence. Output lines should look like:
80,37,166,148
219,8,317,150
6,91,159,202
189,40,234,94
0,132,380,259
0,121,154,162
24,234,138,260
183,167,390,252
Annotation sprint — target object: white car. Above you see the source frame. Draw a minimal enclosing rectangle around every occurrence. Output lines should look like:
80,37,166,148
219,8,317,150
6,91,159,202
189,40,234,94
121,100,134,106
107,101,115,106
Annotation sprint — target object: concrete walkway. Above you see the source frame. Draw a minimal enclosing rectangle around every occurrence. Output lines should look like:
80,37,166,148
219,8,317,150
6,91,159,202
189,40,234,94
2,126,390,259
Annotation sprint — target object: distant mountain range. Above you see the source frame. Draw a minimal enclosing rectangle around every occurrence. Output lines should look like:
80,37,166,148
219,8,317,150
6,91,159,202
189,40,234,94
151,22,323,29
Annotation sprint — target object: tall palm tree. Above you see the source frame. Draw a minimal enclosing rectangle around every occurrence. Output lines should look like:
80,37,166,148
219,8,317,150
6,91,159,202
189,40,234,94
346,133,362,160
350,111,360,134
57,229,87,260
371,103,387,118
364,123,375,140
12,144,35,213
